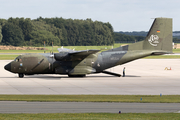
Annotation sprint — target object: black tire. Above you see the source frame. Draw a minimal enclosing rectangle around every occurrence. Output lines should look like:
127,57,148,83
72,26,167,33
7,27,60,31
18,73,24,78
68,74,86,77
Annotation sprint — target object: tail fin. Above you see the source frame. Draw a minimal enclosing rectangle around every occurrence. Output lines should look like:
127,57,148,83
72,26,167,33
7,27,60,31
128,18,172,53
143,18,172,52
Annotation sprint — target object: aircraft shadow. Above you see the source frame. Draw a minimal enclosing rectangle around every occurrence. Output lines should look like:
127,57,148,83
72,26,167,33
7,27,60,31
123,75,141,77
0,76,62,79
0,75,141,79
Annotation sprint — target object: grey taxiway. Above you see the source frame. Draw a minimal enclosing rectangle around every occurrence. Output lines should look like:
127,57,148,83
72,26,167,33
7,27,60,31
0,101,180,113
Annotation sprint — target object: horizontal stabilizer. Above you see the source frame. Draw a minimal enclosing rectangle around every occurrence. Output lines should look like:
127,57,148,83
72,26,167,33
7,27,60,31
151,51,172,55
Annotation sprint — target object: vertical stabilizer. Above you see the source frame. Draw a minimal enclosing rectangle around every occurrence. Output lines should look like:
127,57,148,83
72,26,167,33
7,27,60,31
143,18,172,52
127,18,172,53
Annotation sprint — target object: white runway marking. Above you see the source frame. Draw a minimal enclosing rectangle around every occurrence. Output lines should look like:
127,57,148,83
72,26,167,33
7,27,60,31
1,59,180,95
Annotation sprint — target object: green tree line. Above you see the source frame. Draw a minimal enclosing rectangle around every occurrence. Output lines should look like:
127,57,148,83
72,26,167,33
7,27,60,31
1,17,180,46
0,17,114,46
115,31,180,43
114,32,145,43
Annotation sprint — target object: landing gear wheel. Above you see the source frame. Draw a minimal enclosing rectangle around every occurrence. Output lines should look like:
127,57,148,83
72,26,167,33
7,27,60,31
68,74,86,77
18,73,24,78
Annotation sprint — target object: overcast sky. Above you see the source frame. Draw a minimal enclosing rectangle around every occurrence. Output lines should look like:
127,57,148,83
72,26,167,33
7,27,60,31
0,0,179,31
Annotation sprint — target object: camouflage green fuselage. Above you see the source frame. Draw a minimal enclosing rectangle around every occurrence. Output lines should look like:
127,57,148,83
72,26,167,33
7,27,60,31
7,49,158,76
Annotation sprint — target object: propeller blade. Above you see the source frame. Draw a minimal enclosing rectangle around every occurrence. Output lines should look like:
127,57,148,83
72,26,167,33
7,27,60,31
52,42,54,71
44,41,46,53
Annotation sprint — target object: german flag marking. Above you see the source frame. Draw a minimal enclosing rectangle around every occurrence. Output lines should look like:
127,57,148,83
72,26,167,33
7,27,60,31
157,30,160,33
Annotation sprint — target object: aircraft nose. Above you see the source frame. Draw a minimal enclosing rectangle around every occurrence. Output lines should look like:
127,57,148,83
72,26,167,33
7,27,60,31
4,63,11,71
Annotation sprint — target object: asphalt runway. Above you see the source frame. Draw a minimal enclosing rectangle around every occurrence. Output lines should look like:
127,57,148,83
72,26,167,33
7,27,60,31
0,101,179,113
1,59,180,95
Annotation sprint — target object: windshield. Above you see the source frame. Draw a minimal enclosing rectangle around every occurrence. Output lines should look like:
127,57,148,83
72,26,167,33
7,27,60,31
14,56,22,62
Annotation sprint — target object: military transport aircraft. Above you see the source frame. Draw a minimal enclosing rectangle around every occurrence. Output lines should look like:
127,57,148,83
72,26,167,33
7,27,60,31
4,18,173,78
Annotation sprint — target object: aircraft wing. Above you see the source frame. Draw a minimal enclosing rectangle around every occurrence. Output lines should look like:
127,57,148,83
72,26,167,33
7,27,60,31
69,50,100,56
54,49,100,61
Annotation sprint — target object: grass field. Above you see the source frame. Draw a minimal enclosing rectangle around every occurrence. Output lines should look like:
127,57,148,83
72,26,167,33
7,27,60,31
0,55,19,60
0,44,123,53
1,54,180,60
0,43,180,53
0,95,180,103
0,43,180,60
6,43,174,53
145,55,180,59
173,49,180,53
0,113,179,120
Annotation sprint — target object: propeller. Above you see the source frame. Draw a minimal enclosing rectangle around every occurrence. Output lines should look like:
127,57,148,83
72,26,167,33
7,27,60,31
52,42,53,54
52,42,54,71
44,41,46,53
49,42,54,72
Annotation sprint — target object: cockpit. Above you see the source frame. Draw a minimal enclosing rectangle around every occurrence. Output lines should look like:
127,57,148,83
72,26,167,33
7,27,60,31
14,56,22,62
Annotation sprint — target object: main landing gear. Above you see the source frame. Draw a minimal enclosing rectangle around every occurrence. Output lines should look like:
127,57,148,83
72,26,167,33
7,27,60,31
18,73,24,78
68,74,86,77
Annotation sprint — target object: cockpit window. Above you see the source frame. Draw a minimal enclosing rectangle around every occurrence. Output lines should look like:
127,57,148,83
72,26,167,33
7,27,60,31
14,58,18,62
14,56,22,62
